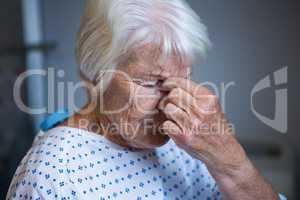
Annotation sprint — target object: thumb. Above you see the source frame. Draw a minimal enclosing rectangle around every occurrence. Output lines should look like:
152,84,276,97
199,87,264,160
160,121,182,136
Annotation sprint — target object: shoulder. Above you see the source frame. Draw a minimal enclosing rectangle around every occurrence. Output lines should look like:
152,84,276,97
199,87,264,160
7,126,125,199
6,127,89,199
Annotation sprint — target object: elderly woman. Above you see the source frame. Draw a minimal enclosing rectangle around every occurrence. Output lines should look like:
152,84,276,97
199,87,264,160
7,0,285,200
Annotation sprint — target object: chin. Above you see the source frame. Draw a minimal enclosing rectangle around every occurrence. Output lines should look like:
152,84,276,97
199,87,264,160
150,133,171,148
134,132,171,149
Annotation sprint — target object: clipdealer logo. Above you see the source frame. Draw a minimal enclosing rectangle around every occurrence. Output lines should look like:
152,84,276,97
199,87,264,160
13,66,289,134
251,67,288,134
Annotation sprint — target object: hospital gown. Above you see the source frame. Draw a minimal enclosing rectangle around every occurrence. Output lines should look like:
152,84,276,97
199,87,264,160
6,114,287,200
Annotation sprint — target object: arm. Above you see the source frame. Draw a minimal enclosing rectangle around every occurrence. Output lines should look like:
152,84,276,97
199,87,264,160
159,77,281,200
207,149,279,200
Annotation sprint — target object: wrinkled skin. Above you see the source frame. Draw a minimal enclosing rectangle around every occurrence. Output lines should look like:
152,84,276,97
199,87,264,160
99,47,191,149
157,77,279,200
64,45,279,200
157,77,248,173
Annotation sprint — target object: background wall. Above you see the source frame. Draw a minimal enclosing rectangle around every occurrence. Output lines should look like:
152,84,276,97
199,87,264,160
0,0,34,198
1,0,299,199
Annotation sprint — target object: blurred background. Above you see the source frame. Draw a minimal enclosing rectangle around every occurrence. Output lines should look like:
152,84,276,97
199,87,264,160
0,0,299,199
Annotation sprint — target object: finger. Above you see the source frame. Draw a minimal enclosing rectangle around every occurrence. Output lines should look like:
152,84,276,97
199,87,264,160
162,103,190,130
160,78,220,114
160,77,212,97
160,120,191,150
158,88,194,114
160,120,182,136
196,94,220,115
159,87,219,119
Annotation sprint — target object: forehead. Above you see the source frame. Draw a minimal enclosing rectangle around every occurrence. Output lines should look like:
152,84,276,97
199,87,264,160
119,45,192,79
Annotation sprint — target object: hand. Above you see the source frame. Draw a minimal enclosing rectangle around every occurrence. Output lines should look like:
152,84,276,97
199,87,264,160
158,77,280,200
158,77,248,175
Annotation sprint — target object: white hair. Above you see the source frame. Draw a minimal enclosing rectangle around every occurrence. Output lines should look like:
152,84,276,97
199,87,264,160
76,0,211,91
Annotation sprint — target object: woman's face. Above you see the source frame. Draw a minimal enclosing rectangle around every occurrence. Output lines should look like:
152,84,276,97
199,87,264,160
102,46,191,149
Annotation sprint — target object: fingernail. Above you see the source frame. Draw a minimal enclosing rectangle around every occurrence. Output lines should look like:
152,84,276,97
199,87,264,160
164,103,177,113
161,83,172,90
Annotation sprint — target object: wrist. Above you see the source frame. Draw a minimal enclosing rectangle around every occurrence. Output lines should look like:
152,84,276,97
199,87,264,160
203,143,250,181
208,156,255,186
209,158,279,200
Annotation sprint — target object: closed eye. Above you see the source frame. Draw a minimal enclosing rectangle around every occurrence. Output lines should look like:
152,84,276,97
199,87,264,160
132,79,160,88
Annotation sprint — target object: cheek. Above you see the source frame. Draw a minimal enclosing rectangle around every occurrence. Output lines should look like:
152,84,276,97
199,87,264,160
103,78,132,112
